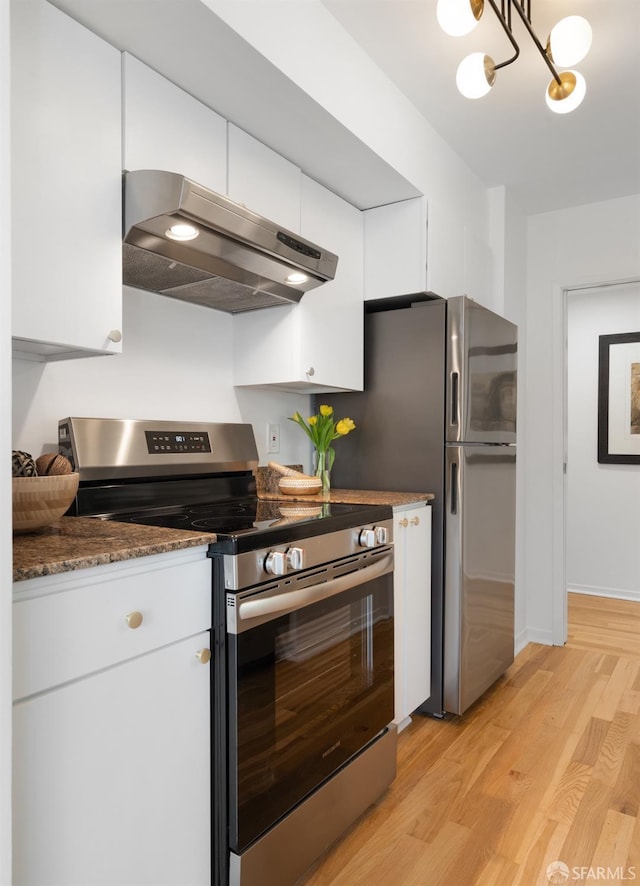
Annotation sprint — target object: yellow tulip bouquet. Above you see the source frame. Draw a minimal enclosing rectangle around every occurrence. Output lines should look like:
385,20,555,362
289,405,356,495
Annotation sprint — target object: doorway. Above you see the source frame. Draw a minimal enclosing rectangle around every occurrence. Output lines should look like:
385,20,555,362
559,280,640,639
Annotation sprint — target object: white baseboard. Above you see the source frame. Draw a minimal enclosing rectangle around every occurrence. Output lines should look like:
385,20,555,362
568,584,640,603
515,629,530,655
518,627,555,648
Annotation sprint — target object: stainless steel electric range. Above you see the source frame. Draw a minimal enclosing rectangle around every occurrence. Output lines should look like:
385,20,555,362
59,417,397,886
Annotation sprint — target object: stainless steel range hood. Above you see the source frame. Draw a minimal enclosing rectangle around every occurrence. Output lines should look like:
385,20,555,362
123,170,338,313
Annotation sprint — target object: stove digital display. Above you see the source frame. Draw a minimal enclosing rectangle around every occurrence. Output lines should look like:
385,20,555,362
145,430,212,454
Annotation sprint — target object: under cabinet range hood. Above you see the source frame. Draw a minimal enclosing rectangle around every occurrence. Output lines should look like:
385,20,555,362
122,170,338,313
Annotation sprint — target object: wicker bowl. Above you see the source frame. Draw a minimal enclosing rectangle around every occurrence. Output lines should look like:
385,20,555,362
12,473,79,534
278,476,323,496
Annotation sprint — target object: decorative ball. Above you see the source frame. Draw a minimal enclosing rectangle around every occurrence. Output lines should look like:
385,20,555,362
35,453,73,476
12,450,37,477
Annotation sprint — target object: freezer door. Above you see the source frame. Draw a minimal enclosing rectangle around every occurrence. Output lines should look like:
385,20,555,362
446,296,517,444
444,444,515,715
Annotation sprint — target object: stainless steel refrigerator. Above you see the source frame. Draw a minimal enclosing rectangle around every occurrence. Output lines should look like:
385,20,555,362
325,293,517,716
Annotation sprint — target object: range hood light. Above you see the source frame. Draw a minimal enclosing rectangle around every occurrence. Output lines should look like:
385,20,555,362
286,272,309,285
166,222,199,242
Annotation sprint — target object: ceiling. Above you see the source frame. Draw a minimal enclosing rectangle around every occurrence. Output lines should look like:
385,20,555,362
322,0,640,213
48,0,639,216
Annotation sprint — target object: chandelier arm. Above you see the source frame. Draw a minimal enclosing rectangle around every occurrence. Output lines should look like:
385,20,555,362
485,0,520,70
509,0,562,84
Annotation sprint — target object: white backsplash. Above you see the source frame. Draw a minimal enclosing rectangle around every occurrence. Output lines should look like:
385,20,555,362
12,287,313,470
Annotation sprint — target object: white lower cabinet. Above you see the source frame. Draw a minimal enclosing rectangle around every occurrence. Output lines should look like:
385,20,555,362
393,503,432,729
12,549,212,886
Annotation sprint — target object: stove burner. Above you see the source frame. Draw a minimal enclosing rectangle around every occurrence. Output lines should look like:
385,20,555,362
113,498,328,535
190,516,257,533
125,513,193,530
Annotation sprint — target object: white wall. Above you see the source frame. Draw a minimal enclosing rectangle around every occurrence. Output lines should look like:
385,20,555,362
525,195,640,645
492,188,528,648
1,0,12,878
567,283,640,600
12,287,314,470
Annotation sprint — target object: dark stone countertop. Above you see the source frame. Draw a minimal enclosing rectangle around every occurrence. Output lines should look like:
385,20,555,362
254,464,434,507
13,467,434,583
260,488,434,506
13,518,216,583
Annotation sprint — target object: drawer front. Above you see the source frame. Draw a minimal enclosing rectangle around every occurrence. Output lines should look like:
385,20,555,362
13,552,211,700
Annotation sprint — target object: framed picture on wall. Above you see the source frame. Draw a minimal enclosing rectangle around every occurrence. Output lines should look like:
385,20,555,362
598,331,640,464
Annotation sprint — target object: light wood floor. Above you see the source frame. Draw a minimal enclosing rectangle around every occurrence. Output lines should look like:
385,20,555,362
296,593,640,885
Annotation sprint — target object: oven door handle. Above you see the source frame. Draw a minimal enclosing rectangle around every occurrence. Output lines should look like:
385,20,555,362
237,552,393,625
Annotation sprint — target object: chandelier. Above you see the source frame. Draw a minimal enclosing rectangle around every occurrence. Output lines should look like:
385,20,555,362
436,0,592,113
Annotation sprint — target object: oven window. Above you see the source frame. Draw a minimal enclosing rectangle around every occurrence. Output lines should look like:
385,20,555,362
227,572,393,852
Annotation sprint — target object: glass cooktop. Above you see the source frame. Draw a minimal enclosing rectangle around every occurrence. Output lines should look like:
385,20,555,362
102,496,393,552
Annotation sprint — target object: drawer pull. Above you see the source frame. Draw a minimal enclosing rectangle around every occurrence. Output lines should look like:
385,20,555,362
125,611,143,629
398,517,409,528
410,516,420,526
195,648,211,665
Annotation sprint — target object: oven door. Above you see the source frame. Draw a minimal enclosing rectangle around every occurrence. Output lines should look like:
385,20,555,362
226,545,394,853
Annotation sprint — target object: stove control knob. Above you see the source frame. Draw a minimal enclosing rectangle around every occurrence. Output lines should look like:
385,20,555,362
375,526,389,545
265,550,287,576
359,528,376,548
286,547,305,571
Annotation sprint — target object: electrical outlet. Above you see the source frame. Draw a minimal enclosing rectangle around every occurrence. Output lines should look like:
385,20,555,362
267,423,280,454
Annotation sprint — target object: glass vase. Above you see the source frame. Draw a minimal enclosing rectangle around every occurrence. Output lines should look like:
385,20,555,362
313,449,331,499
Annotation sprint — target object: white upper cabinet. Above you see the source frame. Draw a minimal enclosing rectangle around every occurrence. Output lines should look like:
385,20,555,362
364,197,427,301
233,174,364,392
227,124,301,231
11,0,123,360
122,53,227,194
297,175,364,391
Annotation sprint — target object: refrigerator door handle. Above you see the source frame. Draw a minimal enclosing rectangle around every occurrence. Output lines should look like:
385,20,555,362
450,459,458,515
450,371,459,428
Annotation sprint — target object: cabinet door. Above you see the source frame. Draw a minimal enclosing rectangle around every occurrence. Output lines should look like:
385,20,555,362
393,504,431,725
13,632,211,886
232,177,364,392
298,176,364,391
122,53,227,194
364,197,427,301
227,124,301,232
11,0,123,360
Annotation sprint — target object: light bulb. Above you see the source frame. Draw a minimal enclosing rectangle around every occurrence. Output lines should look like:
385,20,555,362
545,70,586,114
286,272,308,285
437,0,483,37
456,53,495,99
165,223,199,241
548,16,592,66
